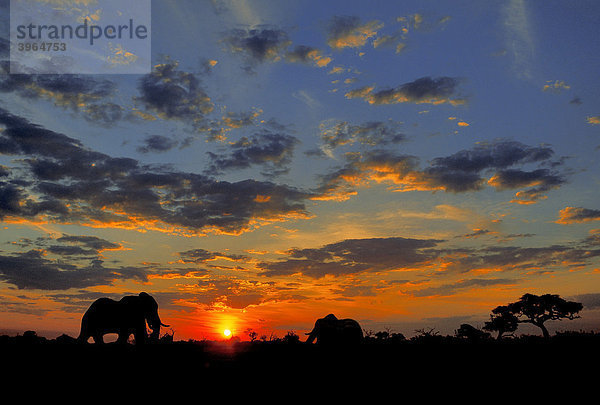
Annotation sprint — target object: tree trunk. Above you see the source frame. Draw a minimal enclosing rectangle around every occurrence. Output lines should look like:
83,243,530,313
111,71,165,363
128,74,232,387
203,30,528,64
536,322,550,339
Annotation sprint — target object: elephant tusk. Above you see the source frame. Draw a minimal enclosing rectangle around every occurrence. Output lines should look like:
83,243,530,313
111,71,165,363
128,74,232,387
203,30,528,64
160,322,170,327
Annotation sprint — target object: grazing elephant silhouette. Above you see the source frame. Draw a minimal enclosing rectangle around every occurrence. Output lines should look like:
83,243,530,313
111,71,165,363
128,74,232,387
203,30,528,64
78,292,169,345
305,314,363,345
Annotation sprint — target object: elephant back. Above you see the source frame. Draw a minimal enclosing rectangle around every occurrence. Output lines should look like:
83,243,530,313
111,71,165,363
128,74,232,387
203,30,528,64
86,297,118,313
340,318,363,342
320,318,363,345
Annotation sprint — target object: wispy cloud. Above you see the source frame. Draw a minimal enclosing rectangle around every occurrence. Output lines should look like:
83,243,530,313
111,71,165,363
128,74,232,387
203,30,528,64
503,0,535,79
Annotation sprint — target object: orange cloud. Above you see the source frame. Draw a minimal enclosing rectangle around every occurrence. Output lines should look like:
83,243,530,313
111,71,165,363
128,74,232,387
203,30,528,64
345,77,465,106
587,116,600,125
328,19,383,49
556,207,600,224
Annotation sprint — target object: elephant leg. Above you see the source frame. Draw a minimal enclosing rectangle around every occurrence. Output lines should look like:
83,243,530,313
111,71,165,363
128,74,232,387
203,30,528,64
117,330,129,344
134,326,147,344
77,330,89,343
92,333,104,344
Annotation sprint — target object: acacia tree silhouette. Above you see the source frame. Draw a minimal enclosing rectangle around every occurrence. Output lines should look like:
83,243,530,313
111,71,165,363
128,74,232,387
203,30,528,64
485,293,583,339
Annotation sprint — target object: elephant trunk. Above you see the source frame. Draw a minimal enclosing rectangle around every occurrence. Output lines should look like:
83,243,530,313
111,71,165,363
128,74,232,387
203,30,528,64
305,328,318,344
149,328,160,340
148,315,166,341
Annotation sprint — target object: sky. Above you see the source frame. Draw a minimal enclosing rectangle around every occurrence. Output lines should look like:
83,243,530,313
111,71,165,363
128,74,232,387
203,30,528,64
1,0,600,341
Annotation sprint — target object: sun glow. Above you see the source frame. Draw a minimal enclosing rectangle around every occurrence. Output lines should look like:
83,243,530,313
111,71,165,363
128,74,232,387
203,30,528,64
223,329,232,337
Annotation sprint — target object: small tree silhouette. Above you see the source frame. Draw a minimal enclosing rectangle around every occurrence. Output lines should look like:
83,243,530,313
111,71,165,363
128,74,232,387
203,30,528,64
245,328,258,342
375,330,389,341
282,330,299,344
390,332,406,342
483,305,519,340
412,327,442,343
486,293,583,340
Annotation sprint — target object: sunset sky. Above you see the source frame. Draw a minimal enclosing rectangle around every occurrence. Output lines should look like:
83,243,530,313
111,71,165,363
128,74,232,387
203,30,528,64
1,0,600,341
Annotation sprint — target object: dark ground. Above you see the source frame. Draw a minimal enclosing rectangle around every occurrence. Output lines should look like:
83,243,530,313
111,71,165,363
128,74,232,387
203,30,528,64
2,332,598,382
2,334,598,402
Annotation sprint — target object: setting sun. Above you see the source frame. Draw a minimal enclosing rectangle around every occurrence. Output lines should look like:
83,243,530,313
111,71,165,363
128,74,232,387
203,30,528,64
223,329,231,338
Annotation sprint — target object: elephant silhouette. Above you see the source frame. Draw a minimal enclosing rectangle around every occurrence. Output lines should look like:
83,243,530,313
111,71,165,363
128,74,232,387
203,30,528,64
305,314,363,345
78,292,169,345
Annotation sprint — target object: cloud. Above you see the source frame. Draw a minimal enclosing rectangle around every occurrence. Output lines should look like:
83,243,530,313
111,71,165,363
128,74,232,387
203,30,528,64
81,103,124,127
52,234,122,255
0,69,124,126
223,26,291,65
285,45,332,67
206,109,264,142
178,248,248,264
0,249,148,290
584,229,600,246
345,76,465,105
135,61,213,126
220,109,263,129
258,237,443,278
293,90,321,109
396,13,424,31
442,243,587,271
319,120,405,151
257,236,600,281
192,276,270,310
0,107,314,235
326,16,383,50
556,207,600,224
205,131,299,177
252,234,600,303
0,61,218,132
543,80,570,92
312,150,421,201
314,140,565,202
328,66,346,75
429,140,554,172
503,0,535,79
0,71,116,109
458,229,494,239
5,233,122,258
572,293,600,309
372,34,402,49
410,278,518,297
570,97,582,105
586,116,600,125
487,168,564,204
137,135,179,154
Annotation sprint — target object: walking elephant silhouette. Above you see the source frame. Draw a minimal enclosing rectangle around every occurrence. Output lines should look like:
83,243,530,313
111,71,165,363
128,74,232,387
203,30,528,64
305,314,363,345
78,292,169,345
